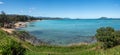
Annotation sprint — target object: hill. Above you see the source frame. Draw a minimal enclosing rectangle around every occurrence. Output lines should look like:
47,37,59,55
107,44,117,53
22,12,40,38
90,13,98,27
98,17,120,20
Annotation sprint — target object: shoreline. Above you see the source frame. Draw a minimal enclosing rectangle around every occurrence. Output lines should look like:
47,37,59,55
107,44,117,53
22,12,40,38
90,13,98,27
1,22,28,34
0,20,46,46
0,20,96,46
1,20,41,34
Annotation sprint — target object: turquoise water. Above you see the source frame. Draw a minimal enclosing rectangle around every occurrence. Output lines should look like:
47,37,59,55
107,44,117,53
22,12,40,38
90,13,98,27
20,19,120,45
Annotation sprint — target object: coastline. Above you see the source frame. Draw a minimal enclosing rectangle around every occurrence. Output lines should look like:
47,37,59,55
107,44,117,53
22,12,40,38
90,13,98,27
0,19,96,46
1,20,40,34
0,20,47,46
1,28,15,34
0,22,28,34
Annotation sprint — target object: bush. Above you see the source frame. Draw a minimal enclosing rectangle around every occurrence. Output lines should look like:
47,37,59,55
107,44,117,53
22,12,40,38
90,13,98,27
96,27,120,49
1,40,26,55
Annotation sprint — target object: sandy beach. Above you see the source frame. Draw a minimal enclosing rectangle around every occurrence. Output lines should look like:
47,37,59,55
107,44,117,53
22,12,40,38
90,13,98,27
1,22,29,34
1,28,15,34
0,20,41,34
14,22,29,28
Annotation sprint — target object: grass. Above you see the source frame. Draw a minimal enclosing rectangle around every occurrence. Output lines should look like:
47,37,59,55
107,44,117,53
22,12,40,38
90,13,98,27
25,44,120,55
0,29,120,55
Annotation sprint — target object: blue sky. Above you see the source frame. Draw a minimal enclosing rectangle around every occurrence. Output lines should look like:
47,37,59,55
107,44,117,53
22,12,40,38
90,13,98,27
0,0,120,18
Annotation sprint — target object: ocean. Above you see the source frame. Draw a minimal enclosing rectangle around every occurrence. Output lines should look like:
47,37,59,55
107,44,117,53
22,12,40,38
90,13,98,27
19,19,120,45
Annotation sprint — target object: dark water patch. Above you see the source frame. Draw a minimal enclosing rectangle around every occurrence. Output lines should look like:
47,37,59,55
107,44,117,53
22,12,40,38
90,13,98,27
29,30,43,35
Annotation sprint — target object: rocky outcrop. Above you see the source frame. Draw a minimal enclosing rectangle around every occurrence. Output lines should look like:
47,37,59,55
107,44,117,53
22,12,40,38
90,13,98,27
13,31,47,46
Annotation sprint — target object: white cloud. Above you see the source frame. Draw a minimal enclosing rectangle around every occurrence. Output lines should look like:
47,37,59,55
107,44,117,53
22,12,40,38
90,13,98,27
28,7,36,13
0,1,4,4
20,10,24,13
20,8,36,13
29,8,35,10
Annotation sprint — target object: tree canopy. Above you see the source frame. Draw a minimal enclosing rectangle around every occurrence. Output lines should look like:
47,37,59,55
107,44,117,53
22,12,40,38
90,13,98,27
96,27,120,49
0,11,42,28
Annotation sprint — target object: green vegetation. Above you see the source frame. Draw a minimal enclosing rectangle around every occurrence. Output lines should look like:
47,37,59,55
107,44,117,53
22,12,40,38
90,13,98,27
0,30,26,55
96,27,120,49
0,27,120,55
13,30,46,45
0,11,42,28
0,11,120,55
0,11,62,28
2,40,26,55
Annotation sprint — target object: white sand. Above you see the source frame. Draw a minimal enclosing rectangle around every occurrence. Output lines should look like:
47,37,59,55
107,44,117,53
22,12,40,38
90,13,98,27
1,22,28,34
1,28,15,34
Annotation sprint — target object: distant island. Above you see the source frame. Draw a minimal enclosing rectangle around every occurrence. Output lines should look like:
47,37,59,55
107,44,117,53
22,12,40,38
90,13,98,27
98,17,120,20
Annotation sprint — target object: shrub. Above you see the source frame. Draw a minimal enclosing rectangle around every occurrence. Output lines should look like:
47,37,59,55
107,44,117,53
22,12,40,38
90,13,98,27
1,40,26,55
96,27,120,49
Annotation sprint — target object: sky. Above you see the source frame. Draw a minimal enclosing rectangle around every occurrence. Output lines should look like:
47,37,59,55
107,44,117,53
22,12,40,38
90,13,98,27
0,0,120,18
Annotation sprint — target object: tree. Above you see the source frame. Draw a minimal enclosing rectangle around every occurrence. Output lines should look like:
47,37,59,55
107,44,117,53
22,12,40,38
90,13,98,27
0,11,6,27
0,11,42,28
0,11,8,23
96,27,120,49
0,11,12,27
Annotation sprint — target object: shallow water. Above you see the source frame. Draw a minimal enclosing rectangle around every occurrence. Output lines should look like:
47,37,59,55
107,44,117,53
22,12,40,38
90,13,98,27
19,19,120,45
